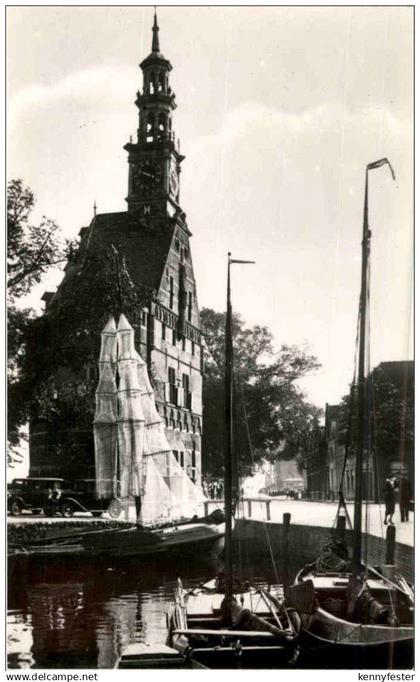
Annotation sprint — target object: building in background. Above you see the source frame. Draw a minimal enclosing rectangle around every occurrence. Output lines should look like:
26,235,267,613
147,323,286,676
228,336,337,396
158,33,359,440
30,13,203,484
265,457,304,496
304,360,414,502
303,420,328,500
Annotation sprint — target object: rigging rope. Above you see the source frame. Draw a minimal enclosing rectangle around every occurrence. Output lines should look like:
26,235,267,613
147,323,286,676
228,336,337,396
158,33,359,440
236,370,280,584
363,256,372,572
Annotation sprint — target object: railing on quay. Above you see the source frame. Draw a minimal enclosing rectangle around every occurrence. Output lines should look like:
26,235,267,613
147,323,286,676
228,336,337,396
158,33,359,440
204,496,278,522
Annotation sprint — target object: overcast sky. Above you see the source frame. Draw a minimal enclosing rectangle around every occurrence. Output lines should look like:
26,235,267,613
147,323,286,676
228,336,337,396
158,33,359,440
7,6,413,411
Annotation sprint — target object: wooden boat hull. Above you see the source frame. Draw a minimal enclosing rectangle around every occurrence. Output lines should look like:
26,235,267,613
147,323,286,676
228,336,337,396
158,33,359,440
8,522,225,560
173,642,295,669
82,522,225,558
291,569,414,669
298,612,413,669
167,582,298,668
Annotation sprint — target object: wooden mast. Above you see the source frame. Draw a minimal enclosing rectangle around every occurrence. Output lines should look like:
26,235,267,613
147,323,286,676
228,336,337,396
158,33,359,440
352,170,370,573
352,159,395,573
224,253,234,606
223,254,255,613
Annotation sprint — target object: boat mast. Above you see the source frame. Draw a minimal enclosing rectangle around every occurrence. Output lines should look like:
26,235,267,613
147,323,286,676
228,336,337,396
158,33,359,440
352,159,395,573
352,170,370,573
224,253,234,603
224,254,255,606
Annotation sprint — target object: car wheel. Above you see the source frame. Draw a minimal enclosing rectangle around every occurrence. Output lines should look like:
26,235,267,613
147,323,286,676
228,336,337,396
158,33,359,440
61,502,74,518
10,500,23,516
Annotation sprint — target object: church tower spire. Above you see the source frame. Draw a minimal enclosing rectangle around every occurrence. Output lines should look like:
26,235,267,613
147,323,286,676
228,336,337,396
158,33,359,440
152,9,160,52
124,10,184,213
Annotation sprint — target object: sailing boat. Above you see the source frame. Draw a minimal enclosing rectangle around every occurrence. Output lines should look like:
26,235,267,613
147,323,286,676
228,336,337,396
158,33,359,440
166,254,299,668
82,313,225,558
288,160,414,668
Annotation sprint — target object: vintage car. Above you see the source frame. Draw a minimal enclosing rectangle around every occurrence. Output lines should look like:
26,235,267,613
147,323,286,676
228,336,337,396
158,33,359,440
7,477,119,518
7,477,65,516
55,479,114,518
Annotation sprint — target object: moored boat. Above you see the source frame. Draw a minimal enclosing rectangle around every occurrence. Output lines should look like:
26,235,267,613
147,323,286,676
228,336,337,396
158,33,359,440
81,312,225,558
166,254,299,668
288,159,414,669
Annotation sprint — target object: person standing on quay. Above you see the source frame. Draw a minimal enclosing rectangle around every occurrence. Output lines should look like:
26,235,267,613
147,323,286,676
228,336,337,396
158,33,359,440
398,473,412,522
383,476,396,525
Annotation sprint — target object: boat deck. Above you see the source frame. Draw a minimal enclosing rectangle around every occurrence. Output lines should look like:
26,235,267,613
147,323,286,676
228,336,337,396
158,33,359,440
117,643,207,669
185,589,281,618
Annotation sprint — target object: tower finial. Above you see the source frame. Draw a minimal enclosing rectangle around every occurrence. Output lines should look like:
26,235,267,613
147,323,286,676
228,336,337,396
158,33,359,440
152,8,160,53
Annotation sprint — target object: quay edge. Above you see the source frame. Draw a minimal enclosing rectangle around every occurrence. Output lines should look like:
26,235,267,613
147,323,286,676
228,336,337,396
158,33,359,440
234,518,414,584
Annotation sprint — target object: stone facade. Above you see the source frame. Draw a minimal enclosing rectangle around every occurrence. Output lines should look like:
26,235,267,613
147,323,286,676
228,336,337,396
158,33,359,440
30,13,203,484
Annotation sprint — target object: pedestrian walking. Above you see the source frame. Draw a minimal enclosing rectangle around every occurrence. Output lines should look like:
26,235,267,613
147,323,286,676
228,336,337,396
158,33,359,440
398,473,412,522
383,476,396,525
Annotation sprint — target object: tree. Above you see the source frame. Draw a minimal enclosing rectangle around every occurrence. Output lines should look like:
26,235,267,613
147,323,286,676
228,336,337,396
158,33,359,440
200,308,322,477
8,237,152,475
329,363,414,502
7,179,73,465
369,366,414,464
7,179,69,301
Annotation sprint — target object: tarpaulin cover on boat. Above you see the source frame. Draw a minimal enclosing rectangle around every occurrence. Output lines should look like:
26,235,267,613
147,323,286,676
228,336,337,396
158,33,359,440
117,314,146,498
94,314,205,523
94,317,118,498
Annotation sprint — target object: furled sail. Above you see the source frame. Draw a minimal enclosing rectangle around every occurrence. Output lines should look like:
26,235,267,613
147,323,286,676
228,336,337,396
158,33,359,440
94,317,118,498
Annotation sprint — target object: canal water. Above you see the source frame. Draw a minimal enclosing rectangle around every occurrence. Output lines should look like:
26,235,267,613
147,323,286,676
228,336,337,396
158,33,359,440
8,548,301,669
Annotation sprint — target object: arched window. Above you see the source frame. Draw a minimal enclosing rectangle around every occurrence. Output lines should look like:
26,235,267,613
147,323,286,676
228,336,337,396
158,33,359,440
158,72,165,93
158,113,166,141
150,72,156,94
146,112,154,142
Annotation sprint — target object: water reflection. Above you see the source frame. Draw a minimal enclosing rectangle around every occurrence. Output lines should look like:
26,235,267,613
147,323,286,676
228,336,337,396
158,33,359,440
9,552,239,669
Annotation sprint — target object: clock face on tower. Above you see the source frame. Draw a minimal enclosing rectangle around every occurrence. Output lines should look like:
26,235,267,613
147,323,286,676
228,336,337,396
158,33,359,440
169,168,179,197
134,160,163,194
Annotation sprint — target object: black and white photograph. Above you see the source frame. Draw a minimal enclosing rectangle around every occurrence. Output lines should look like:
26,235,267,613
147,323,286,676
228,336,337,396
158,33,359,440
7,5,414,671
